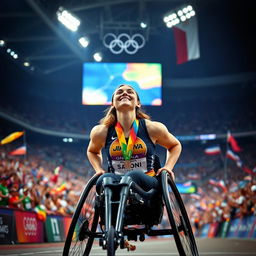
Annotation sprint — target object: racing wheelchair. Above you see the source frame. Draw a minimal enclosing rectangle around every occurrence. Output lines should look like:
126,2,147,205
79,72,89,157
62,169,199,256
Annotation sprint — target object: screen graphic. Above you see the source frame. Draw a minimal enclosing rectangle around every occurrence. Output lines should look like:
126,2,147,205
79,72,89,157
82,63,162,105
176,182,197,194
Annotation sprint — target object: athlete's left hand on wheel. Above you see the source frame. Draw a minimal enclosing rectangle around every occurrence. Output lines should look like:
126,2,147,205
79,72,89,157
156,167,175,180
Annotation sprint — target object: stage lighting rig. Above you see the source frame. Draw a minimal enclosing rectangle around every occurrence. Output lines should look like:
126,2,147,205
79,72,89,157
93,52,103,62
56,7,81,32
163,4,195,28
78,36,89,48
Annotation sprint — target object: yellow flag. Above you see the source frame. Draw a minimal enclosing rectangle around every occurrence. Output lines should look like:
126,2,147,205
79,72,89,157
0,131,24,145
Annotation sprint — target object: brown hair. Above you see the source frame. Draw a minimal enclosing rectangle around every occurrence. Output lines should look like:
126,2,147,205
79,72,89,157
99,84,151,126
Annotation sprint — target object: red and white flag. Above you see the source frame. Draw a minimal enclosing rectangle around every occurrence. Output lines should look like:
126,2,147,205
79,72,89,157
226,149,240,162
8,145,27,156
204,145,221,155
242,166,255,176
227,131,241,152
217,180,227,193
173,16,200,64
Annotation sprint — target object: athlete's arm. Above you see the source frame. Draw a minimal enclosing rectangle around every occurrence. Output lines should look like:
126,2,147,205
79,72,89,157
87,125,108,175
146,120,182,180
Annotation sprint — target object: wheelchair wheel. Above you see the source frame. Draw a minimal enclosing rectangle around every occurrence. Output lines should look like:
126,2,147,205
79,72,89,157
63,174,100,256
161,171,199,256
107,226,116,256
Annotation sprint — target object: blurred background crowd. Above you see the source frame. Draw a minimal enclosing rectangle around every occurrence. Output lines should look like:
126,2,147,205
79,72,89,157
0,80,255,230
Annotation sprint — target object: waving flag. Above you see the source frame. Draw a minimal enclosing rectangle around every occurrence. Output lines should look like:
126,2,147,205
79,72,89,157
190,193,201,200
51,182,67,195
204,145,221,155
209,178,227,192
187,173,200,180
34,204,47,221
209,178,218,186
217,180,227,192
242,166,255,176
8,145,27,156
173,16,200,64
226,149,240,162
227,131,241,152
1,131,24,145
51,166,62,184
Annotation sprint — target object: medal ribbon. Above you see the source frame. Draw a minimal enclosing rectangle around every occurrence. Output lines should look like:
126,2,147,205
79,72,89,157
115,119,139,160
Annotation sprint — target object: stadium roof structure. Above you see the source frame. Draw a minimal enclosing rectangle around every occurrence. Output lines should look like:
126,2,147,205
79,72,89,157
0,0,256,80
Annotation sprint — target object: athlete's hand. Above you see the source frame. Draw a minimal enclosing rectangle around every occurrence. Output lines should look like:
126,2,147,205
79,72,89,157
95,169,105,176
156,166,175,180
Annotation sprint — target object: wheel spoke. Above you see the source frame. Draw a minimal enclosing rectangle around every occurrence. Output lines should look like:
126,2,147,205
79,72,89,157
63,175,101,256
162,171,199,256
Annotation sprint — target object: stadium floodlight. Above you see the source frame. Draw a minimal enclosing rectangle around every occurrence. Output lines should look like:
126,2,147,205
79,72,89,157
56,7,80,32
63,137,73,143
93,52,102,62
0,40,5,47
24,62,30,67
13,54,18,59
140,22,147,28
79,36,89,48
163,4,196,28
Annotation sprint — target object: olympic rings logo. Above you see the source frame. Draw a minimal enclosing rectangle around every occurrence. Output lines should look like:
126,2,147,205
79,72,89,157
103,33,145,54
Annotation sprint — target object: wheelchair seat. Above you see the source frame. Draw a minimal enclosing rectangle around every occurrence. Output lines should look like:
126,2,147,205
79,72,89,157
97,175,163,229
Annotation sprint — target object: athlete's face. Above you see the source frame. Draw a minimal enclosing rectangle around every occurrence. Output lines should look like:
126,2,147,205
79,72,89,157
112,85,141,110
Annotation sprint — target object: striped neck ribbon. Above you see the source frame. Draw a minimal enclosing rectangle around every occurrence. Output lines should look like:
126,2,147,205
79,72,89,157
115,119,139,160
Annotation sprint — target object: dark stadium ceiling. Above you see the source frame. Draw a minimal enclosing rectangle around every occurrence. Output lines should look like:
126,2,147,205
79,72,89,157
0,0,256,78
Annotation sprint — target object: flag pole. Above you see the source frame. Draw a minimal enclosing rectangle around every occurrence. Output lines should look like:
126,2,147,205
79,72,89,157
223,130,229,182
219,144,224,163
23,130,27,161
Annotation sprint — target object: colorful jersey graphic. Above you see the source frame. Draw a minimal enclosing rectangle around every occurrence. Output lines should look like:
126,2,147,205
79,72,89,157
109,137,147,174
105,119,156,175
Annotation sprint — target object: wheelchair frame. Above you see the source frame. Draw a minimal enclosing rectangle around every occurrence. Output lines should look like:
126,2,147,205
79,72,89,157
62,170,199,256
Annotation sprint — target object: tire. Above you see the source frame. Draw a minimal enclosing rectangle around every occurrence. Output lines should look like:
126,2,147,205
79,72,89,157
63,174,100,256
161,171,199,256
107,226,116,256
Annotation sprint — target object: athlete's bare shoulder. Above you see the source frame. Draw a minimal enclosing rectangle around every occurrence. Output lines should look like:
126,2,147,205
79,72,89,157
144,119,166,143
90,124,109,141
145,119,167,133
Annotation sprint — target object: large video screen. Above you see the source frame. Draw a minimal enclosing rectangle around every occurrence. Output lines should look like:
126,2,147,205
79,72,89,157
82,63,162,105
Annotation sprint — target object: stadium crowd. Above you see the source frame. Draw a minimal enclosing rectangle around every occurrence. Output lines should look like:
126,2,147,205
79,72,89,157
0,143,90,218
0,130,255,231
0,82,255,231
0,83,256,136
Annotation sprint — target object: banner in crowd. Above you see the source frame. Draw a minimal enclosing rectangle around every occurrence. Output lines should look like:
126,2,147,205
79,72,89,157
15,210,44,243
198,216,256,239
0,208,16,244
45,215,65,242
208,222,219,238
200,223,210,237
218,220,230,238
63,216,72,237
237,215,256,238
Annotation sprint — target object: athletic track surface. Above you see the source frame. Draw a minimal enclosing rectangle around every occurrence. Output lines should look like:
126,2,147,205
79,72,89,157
0,238,255,256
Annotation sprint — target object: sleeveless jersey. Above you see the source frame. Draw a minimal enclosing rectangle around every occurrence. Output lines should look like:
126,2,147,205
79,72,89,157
105,119,156,176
